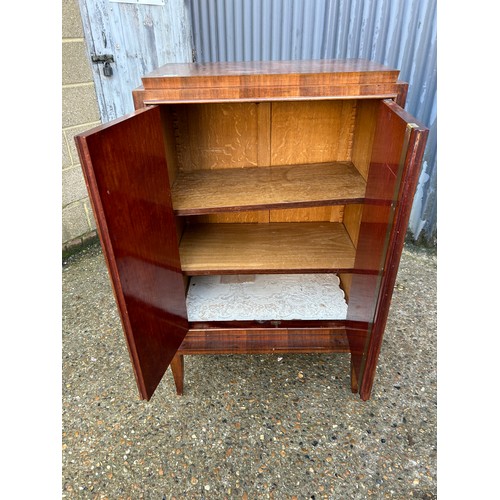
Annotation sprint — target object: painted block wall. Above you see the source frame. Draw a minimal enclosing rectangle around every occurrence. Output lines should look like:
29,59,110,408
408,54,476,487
62,0,100,254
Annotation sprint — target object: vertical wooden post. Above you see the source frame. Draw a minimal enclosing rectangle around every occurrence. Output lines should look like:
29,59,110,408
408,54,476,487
350,355,359,394
170,354,184,395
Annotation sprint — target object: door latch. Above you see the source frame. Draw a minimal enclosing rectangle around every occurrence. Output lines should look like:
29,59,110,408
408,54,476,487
91,54,114,63
91,54,114,77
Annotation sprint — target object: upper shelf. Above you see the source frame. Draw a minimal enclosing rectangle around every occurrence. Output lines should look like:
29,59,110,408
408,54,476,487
171,161,366,215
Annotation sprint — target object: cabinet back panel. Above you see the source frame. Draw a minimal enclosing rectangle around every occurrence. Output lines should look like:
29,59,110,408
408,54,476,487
189,210,270,223
269,206,344,222
172,101,358,171
170,100,361,223
270,101,356,165
188,206,344,224
173,103,260,170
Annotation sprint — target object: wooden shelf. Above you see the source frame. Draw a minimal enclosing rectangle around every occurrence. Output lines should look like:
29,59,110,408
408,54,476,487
171,162,366,215
179,222,356,274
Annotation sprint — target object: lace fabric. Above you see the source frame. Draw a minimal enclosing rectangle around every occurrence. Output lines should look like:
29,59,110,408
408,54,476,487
186,274,348,321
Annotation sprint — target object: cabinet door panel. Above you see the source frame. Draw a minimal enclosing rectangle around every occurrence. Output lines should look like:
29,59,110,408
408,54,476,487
75,106,188,400
347,99,428,398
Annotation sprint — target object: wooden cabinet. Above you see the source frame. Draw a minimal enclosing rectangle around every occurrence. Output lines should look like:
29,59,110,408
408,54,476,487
76,60,428,401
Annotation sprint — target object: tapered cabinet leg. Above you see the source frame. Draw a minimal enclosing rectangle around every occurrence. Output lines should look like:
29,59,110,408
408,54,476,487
170,354,184,395
359,369,375,401
350,355,359,394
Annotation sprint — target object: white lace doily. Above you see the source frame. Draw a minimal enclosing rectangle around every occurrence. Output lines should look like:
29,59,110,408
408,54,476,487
186,274,347,321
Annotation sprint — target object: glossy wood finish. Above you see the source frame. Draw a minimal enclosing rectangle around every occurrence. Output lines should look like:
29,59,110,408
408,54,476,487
179,222,356,274
358,101,428,400
170,354,184,396
78,60,427,401
143,59,399,85
134,84,404,105
171,162,366,215
75,106,189,400
346,99,428,399
178,323,367,356
137,59,402,104
173,321,368,394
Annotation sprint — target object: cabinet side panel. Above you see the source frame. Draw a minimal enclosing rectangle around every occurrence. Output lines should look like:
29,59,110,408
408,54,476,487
160,106,185,244
351,100,378,181
340,202,364,302
132,87,147,110
76,106,189,400
343,203,364,248
160,106,180,188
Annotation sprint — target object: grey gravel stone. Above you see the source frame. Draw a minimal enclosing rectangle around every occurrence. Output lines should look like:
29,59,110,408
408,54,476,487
62,241,436,499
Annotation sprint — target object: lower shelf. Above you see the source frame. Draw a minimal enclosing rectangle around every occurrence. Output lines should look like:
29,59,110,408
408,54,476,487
178,327,353,354
178,321,369,355
179,222,356,274
186,273,348,321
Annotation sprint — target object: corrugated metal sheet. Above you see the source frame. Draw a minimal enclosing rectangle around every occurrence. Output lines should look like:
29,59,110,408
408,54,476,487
189,0,437,245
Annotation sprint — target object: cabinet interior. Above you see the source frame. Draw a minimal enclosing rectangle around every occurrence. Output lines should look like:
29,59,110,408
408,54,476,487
159,99,380,316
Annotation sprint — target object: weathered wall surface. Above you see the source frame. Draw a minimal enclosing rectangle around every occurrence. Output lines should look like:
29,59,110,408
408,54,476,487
62,0,194,253
62,0,101,254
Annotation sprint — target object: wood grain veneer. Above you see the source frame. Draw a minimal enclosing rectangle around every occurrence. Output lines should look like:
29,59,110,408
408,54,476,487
139,60,401,103
345,100,428,399
77,59,427,401
142,59,400,87
173,103,260,170
75,106,189,401
270,101,356,165
179,222,356,274
171,162,366,215
178,323,368,355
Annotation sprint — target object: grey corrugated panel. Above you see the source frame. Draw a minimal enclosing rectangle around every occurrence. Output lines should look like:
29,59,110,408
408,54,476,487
189,0,437,245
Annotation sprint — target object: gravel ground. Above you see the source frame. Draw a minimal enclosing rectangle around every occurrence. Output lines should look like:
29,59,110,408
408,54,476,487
62,241,436,499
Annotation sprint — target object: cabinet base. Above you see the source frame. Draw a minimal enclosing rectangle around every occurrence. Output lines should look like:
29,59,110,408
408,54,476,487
171,322,369,396
170,351,369,399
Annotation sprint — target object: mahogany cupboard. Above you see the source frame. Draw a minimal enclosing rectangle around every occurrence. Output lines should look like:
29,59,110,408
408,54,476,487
75,60,428,401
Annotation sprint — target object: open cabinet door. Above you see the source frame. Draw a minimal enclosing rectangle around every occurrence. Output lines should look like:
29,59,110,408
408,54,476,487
348,99,428,400
75,106,189,400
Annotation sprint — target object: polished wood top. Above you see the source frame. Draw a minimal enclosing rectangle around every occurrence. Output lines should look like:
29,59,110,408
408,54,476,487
144,59,398,78
142,59,399,89
136,59,403,103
